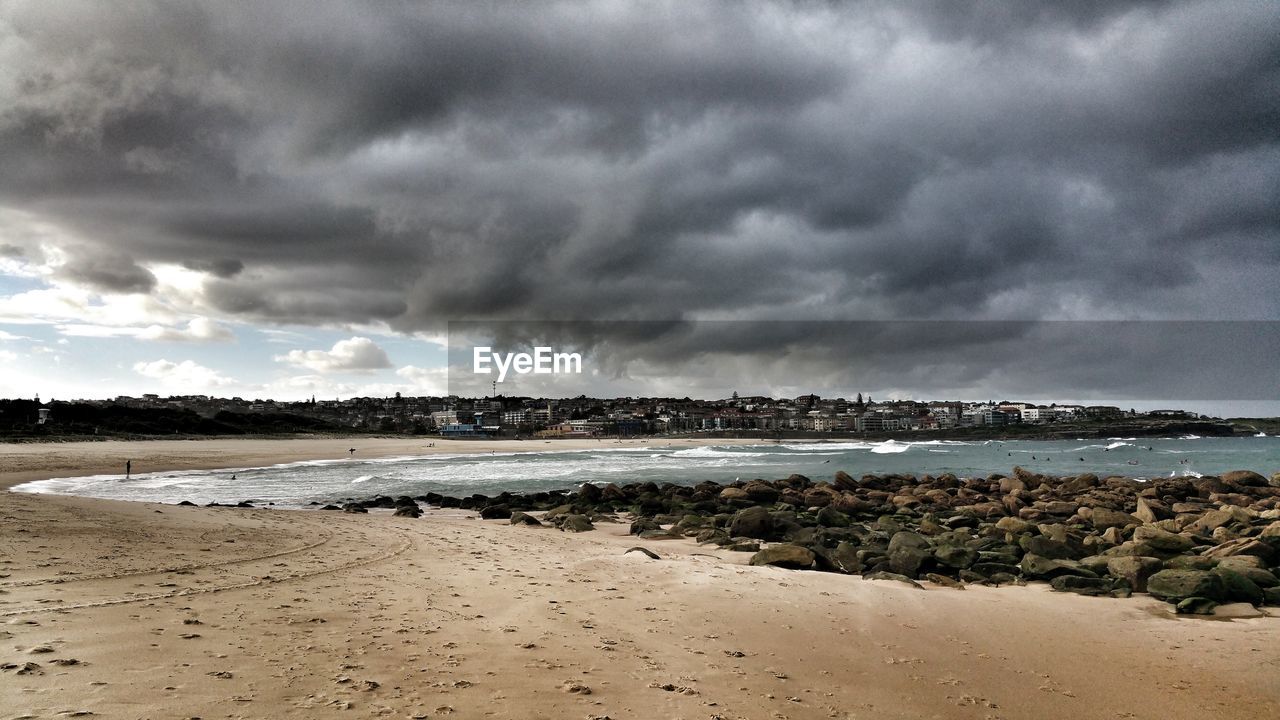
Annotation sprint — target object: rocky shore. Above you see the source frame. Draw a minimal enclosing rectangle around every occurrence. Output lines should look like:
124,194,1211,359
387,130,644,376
325,466,1280,615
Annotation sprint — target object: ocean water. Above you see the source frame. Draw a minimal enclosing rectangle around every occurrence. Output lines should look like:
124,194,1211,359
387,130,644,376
13,436,1280,507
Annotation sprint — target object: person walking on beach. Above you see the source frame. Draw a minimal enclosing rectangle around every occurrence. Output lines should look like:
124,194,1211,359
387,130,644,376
125,459,132,478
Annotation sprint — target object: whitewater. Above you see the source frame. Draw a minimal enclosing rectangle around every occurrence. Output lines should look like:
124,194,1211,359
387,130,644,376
15,436,1280,507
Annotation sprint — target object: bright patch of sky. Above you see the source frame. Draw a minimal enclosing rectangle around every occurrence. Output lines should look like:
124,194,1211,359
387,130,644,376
0,312,447,402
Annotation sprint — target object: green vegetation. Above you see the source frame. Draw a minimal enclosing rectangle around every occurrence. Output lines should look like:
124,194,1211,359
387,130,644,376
0,400,354,440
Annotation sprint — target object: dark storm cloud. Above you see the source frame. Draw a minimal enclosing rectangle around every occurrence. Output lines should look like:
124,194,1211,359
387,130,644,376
54,250,156,294
181,258,243,279
446,320,1280,403
0,0,1277,396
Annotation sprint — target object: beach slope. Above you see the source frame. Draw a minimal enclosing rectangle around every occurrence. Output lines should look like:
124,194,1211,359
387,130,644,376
1,440,1278,718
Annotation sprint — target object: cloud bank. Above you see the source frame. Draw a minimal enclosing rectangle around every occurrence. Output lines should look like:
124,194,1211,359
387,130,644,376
0,1,1276,401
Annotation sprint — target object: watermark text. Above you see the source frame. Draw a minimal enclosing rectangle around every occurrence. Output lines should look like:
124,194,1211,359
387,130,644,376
472,346,582,382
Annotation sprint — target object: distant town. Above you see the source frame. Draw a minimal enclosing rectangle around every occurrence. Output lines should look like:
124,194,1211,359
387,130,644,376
0,392,1241,441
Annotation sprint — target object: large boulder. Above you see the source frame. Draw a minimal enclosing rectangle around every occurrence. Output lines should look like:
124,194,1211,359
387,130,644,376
1147,570,1225,603
933,544,978,569
1188,507,1249,535
1215,554,1267,570
1134,497,1169,524
559,514,595,533
1132,526,1194,553
995,517,1034,535
1221,470,1267,487
1106,556,1163,592
999,475,1028,494
1050,575,1112,596
577,482,603,503
1019,535,1077,560
749,544,815,569
630,517,662,535
815,505,850,528
833,471,858,492
543,504,574,520
1175,597,1219,615
510,511,543,526
1212,567,1265,606
729,506,774,540
1202,538,1276,564
742,480,780,503
1089,508,1139,531
1226,566,1279,590
393,505,422,518
814,541,862,574
1165,555,1218,571
1021,553,1093,580
887,531,932,577
802,486,837,508
1040,501,1080,516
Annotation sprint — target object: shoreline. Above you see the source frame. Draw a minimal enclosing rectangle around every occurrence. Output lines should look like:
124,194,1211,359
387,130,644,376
0,435,767,491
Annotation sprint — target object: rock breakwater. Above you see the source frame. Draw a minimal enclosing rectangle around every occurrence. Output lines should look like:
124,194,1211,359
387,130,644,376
306,466,1280,613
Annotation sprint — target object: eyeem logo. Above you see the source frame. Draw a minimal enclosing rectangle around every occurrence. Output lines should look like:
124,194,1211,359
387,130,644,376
473,346,583,382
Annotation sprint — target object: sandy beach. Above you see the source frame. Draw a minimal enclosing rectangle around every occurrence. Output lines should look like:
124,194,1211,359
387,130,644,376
2,438,1278,719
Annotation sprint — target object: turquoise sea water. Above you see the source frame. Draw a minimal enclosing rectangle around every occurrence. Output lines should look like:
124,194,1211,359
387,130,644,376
13,436,1280,507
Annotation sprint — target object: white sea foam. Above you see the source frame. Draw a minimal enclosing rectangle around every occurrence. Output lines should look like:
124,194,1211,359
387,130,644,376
14,437,1273,506
780,442,875,452
871,440,910,454
670,446,770,458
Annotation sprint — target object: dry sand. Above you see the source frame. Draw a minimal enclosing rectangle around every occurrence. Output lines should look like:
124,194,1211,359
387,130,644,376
2,439,1278,719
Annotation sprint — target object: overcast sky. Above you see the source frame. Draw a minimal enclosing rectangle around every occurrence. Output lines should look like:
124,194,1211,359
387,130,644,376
0,1,1276,412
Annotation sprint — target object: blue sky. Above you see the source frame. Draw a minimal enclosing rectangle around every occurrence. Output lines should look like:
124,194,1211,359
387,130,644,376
0,256,448,401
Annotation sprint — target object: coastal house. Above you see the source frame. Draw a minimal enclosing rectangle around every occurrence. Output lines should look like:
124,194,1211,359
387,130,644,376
855,415,884,432
979,409,1011,426
431,410,459,427
1084,405,1123,420
440,423,485,437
